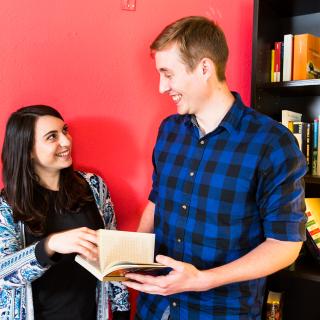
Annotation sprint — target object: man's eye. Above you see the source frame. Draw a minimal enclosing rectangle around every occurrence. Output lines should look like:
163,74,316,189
63,126,69,134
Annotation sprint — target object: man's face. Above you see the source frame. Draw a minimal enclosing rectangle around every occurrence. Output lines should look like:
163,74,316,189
154,44,206,115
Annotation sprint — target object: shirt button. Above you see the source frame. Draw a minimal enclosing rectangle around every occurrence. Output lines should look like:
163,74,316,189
182,204,187,210
200,140,205,145
172,301,177,307
177,238,182,243
189,172,194,176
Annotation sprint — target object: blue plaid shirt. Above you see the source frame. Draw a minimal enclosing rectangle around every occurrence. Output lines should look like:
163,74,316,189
136,93,307,320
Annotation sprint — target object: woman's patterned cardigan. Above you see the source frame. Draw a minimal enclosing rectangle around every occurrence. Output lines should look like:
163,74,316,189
0,172,130,319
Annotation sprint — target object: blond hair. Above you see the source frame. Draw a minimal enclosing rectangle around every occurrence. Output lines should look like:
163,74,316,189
150,16,229,81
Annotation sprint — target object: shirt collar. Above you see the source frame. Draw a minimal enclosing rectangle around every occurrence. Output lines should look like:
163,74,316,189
183,92,246,134
219,92,246,134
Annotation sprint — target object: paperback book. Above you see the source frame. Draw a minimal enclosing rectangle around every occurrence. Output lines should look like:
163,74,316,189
75,230,166,281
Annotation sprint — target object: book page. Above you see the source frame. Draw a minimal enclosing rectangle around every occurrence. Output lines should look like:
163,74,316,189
98,230,155,271
75,255,104,281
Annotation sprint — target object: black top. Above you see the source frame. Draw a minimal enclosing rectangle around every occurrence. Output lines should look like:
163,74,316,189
25,184,104,320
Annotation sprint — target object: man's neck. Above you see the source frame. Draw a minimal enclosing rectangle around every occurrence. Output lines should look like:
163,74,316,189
195,84,235,135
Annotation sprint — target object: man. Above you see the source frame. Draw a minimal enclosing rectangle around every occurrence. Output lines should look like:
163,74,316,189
124,16,307,319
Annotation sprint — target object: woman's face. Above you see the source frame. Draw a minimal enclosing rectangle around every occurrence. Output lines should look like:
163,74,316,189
31,115,72,177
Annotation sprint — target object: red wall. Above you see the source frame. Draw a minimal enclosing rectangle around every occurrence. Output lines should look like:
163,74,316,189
0,0,253,313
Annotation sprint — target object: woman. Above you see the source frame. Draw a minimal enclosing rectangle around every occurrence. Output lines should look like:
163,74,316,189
0,105,130,320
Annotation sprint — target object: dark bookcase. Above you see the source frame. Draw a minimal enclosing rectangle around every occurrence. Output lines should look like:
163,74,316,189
251,0,320,319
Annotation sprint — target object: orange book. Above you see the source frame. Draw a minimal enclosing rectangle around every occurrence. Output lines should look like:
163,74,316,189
293,33,320,80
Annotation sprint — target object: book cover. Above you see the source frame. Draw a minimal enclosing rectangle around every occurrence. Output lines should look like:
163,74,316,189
305,198,320,248
75,230,166,281
305,199,320,262
293,33,320,80
281,110,302,129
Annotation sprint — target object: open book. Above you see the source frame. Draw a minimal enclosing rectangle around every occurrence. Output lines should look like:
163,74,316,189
75,230,165,281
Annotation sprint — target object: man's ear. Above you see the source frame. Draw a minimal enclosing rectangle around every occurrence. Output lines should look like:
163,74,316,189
200,58,215,79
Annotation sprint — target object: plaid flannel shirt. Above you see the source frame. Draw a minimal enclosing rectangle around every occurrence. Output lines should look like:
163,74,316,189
136,93,307,320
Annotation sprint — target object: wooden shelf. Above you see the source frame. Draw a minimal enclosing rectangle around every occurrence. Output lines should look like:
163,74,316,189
305,175,320,184
267,0,320,17
258,79,320,96
252,0,320,317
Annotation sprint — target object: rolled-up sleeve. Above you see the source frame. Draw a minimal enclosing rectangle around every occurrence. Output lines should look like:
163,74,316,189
257,131,307,241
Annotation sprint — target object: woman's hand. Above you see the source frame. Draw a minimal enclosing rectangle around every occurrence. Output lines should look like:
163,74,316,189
45,227,98,261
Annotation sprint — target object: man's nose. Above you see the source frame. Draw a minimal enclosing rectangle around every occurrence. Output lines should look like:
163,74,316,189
159,77,170,94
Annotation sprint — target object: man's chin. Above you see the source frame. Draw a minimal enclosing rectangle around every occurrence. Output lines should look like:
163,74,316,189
176,106,188,115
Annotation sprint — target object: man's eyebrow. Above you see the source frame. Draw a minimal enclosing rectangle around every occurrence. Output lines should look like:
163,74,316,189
159,67,170,72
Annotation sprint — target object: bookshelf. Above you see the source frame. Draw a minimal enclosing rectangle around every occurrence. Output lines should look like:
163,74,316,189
251,0,320,319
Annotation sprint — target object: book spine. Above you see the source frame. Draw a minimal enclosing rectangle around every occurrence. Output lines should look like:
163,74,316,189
317,116,320,175
274,42,282,82
292,122,301,147
280,42,284,81
287,120,294,133
301,122,308,157
283,34,293,81
271,49,275,82
309,123,314,175
313,119,318,175
306,123,311,173
293,34,307,80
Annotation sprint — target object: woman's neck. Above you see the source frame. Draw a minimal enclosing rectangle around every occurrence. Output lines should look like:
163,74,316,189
36,170,60,191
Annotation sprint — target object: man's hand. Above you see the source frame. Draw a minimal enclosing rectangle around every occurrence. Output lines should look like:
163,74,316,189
123,255,208,295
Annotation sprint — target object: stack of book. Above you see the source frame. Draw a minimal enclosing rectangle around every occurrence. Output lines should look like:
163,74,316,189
271,33,320,82
281,110,320,176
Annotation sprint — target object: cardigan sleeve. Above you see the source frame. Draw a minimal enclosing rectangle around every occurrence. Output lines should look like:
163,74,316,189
99,176,130,312
0,198,49,290
83,173,131,313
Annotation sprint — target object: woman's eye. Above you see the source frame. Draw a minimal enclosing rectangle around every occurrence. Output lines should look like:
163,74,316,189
47,134,57,141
